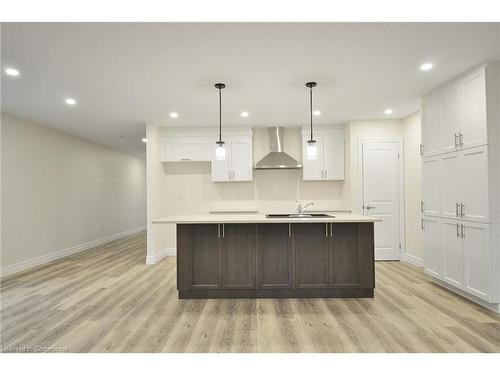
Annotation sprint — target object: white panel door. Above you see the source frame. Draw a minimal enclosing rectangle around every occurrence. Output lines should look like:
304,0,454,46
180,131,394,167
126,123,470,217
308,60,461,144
422,156,441,216
362,141,400,260
211,141,231,182
423,216,442,278
302,137,324,180
462,146,489,223
463,222,491,301
461,69,487,149
441,219,464,288
440,85,461,153
230,138,253,181
421,94,441,156
323,135,345,180
440,153,462,219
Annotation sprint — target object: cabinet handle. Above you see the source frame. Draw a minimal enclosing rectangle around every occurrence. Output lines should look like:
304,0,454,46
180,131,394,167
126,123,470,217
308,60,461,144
325,169,328,178
459,132,463,147
461,224,465,239
454,133,459,148
222,224,225,238
218,224,220,238
421,201,425,213
330,223,334,238
288,223,292,237
325,223,329,237
419,144,424,156
456,203,460,217
421,218,425,230
456,223,460,238
460,203,465,218
181,158,191,161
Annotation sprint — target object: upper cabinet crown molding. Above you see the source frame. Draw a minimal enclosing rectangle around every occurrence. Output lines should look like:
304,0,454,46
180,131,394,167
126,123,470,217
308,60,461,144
301,124,346,136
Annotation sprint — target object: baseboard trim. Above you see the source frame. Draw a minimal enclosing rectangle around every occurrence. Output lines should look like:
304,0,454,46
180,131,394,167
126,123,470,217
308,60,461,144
401,253,424,268
432,277,500,313
1,225,146,278
145,247,176,265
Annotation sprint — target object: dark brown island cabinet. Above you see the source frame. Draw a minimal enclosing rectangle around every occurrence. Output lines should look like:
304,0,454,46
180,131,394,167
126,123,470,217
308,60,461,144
176,222,374,299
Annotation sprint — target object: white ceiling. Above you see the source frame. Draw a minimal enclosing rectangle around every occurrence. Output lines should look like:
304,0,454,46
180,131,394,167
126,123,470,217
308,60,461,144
2,23,500,157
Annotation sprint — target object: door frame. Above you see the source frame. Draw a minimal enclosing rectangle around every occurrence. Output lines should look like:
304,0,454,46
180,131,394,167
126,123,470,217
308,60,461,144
357,138,405,261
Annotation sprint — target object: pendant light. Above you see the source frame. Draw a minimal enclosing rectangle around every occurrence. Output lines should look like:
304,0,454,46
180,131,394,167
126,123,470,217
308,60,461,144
214,83,226,161
306,81,318,160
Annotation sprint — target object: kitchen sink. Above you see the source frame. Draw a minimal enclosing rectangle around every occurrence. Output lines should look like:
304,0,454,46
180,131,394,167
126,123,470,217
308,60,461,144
266,213,335,218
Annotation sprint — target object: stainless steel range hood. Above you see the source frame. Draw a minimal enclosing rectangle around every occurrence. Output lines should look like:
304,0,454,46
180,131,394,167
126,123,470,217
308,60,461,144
254,127,303,170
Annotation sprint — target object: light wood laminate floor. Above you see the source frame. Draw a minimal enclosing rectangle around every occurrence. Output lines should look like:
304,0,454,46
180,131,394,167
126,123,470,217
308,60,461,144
1,232,499,353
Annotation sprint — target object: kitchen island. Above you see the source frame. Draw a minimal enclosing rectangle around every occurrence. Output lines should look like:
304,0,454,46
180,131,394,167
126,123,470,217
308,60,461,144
153,214,380,299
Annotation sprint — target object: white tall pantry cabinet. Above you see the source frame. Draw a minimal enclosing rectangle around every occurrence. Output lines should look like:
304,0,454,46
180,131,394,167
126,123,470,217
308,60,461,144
421,62,500,312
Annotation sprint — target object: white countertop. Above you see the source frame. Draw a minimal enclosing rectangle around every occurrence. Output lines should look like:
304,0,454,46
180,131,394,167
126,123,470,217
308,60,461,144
153,213,381,224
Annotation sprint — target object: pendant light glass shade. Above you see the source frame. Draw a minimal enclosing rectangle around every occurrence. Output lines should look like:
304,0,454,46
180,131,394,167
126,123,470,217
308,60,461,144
306,140,317,160
215,141,226,161
214,83,226,161
305,81,318,160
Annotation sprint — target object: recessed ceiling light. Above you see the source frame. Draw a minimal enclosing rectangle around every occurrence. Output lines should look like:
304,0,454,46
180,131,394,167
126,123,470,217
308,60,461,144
169,112,179,118
142,138,147,143
65,98,76,105
241,111,249,118
384,108,393,115
5,68,20,76
313,110,321,116
420,62,433,71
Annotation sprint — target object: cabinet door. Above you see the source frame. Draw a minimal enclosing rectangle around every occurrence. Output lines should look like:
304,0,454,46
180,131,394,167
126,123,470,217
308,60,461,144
462,146,489,223
441,219,464,288
440,85,461,153
330,223,374,288
323,135,345,180
230,137,253,181
463,222,491,301
302,137,324,180
461,69,487,149
440,153,462,219
421,94,441,156
422,156,441,216
293,223,329,288
162,138,209,162
222,224,257,289
423,216,442,278
177,224,221,290
211,141,231,181
257,224,292,289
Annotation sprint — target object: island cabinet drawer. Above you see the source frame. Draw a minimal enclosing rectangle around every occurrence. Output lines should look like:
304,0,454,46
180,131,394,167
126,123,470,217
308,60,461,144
329,223,375,289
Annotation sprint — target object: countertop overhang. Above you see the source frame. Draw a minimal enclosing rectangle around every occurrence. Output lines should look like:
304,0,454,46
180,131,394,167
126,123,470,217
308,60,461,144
152,213,381,224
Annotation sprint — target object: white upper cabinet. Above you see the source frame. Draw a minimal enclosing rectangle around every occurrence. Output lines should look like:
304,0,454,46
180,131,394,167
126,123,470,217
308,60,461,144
421,64,496,156
440,152,462,219
461,146,489,223
301,126,345,181
422,156,440,216
161,136,210,162
421,93,441,157
440,84,462,153
461,69,488,149
211,136,253,182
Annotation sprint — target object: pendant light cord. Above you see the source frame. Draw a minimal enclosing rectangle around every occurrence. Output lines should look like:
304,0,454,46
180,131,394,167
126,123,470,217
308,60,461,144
309,85,313,141
218,87,222,143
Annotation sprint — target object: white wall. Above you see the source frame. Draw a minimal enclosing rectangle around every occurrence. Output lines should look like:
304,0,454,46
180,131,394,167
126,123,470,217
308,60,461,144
1,113,147,274
402,112,423,265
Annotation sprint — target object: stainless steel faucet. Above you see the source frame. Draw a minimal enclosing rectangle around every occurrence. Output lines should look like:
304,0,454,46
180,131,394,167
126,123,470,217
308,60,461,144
295,201,314,215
